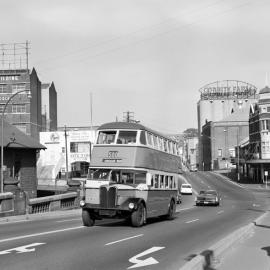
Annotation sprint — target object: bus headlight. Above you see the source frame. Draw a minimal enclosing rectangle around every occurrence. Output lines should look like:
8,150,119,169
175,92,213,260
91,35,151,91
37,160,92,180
80,200,86,207
128,202,135,210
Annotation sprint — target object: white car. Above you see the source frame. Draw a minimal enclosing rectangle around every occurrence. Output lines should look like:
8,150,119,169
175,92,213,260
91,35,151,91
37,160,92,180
180,183,193,195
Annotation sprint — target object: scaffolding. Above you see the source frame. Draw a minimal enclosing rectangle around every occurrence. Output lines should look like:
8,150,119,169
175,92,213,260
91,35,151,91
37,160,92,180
0,41,30,70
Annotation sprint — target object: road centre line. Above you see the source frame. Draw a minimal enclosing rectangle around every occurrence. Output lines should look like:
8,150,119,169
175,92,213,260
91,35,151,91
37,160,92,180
185,219,199,224
0,219,30,225
0,226,84,243
56,218,81,223
177,206,195,212
105,234,144,246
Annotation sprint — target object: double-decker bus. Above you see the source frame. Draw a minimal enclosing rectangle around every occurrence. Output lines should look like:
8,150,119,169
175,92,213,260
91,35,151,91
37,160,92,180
80,122,182,227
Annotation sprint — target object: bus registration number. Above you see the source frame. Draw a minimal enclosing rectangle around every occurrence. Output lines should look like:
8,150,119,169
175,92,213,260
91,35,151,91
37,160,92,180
99,210,116,216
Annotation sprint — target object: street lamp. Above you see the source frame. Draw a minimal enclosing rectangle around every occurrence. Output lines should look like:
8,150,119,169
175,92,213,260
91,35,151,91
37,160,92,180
1,89,32,193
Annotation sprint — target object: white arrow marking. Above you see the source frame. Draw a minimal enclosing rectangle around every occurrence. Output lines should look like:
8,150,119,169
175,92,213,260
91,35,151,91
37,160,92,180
0,243,46,255
128,246,165,269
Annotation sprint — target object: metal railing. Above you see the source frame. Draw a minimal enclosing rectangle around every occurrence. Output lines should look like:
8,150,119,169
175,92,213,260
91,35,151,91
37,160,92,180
28,192,79,214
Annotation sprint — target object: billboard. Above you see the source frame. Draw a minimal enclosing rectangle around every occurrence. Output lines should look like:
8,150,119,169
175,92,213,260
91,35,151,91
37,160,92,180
199,80,257,100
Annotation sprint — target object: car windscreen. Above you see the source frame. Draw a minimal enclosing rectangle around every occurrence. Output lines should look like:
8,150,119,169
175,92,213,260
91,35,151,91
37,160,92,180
205,191,217,195
182,184,191,188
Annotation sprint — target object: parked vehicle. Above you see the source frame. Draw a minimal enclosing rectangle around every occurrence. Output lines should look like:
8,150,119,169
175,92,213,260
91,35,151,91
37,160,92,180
190,165,197,172
180,183,193,195
195,190,221,206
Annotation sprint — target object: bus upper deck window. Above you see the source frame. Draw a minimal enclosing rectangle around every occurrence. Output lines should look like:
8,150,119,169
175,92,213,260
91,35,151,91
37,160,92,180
97,131,116,144
139,131,146,145
117,130,137,144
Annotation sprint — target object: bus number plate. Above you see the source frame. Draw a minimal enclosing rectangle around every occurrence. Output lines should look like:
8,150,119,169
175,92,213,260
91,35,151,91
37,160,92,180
99,210,116,216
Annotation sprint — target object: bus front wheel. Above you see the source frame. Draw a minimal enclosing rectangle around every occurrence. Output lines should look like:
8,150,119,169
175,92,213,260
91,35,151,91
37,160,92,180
82,209,95,226
131,203,145,227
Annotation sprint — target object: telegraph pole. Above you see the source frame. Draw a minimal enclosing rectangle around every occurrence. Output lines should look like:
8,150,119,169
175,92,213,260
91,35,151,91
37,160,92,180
237,128,240,182
64,125,69,181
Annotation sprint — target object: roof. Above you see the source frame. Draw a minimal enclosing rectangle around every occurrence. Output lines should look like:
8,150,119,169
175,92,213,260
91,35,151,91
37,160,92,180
0,120,46,149
219,105,250,122
259,86,270,94
98,122,175,141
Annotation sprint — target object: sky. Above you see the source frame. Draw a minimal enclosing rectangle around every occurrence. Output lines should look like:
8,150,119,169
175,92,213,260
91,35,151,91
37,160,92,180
1,0,270,134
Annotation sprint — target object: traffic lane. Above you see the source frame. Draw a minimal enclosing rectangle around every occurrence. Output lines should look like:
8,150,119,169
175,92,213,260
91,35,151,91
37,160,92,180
0,211,84,241
0,206,228,270
0,201,262,270
186,171,256,203
0,195,195,243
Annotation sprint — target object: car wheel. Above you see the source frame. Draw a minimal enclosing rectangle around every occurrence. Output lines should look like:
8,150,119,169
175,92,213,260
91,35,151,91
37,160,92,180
131,203,146,227
82,209,95,226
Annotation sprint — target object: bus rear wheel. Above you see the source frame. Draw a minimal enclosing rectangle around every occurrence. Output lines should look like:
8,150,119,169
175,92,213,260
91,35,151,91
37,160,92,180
82,209,95,226
166,200,176,220
131,203,145,227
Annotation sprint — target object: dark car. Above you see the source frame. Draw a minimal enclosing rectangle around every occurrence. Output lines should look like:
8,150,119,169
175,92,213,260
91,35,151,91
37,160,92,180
195,190,221,206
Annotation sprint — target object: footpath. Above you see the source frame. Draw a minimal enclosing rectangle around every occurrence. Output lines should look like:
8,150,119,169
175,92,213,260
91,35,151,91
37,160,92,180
217,180,270,270
218,210,270,270
181,172,270,270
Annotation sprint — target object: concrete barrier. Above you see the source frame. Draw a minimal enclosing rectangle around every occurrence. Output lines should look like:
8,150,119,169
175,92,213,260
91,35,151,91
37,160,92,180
179,212,268,270
28,192,80,214
0,192,14,216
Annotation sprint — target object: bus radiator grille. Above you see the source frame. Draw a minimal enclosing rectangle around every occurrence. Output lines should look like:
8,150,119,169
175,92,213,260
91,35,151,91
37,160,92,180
108,187,116,208
100,186,107,207
99,186,117,208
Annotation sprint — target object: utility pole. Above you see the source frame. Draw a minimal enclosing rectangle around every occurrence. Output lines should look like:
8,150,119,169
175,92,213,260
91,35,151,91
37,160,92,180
64,125,69,182
237,127,240,182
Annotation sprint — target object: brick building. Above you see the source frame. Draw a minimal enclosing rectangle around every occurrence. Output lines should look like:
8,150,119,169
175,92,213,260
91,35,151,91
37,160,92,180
0,68,57,140
244,85,270,182
1,120,45,198
201,106,250,171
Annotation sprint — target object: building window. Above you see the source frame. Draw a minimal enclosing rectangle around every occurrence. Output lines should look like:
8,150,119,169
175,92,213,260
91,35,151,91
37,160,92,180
261,120,270,131
70,142,90,153
0,85,8,93
218,149,222,157
12,104,26,113
11,84,26,93
14,124,27,134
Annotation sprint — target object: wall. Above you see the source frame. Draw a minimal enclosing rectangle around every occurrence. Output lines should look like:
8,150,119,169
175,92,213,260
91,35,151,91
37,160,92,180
4,148,38,198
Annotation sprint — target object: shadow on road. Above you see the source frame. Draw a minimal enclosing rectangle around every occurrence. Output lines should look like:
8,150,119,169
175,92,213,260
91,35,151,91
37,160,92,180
200,250,216,270
261,246,270,257
254,222,270,229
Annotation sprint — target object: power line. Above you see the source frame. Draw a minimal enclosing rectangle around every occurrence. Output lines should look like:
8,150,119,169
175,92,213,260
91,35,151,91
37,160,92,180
37,0,257,74
34,0,225,67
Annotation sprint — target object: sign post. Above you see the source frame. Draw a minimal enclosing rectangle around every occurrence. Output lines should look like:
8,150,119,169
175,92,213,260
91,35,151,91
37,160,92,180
264,171,268,189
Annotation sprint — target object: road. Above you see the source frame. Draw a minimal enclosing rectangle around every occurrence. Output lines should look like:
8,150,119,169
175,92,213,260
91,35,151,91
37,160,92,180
0,172,268,270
